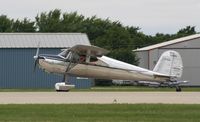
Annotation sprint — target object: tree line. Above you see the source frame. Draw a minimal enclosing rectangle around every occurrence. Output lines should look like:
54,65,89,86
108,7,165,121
0,9,197,65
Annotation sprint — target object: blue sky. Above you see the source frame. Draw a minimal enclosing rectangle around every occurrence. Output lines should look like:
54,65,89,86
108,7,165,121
0,0,200,35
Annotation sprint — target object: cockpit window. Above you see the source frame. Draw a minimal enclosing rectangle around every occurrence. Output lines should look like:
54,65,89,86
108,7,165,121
59,50,80,63
59,50,98,63
65,52,80,63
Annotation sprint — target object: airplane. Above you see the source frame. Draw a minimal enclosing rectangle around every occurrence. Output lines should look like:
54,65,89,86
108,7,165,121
33,44,188,92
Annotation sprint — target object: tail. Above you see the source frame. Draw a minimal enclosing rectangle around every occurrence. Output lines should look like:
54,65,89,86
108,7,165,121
153,50,183,78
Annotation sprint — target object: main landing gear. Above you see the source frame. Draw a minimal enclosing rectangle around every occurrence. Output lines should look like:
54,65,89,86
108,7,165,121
55,75,75,92
55,82,75,92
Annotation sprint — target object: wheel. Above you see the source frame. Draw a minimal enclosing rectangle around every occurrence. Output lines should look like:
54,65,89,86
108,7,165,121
56,90,69,92
176,86,182,92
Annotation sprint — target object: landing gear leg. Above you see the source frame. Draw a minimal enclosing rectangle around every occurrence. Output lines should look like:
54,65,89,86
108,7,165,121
175,86,182,92
62,74,69,84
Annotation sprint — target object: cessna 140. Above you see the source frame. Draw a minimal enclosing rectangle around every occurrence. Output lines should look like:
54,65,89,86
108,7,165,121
33,44,188,92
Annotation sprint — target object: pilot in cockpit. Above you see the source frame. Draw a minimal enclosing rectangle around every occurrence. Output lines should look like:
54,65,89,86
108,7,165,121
79,55,86,63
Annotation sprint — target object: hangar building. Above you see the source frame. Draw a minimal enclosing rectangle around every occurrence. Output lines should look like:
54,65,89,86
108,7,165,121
134,34,200,86
0,33,92,89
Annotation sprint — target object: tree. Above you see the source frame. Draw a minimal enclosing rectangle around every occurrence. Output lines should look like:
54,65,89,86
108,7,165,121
81,16,114,42
34,10,198,65
12,18,35,32
35,9,62,32
109,49,139,65
0,15,13,32
143,26,197,48
95,24,131,49
61,12,85,32
176,26,196,37
127,26,150,48
94,25,139,64
35,10,139,64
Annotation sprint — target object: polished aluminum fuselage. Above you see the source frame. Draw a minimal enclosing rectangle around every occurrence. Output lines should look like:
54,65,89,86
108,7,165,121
38,56,169,82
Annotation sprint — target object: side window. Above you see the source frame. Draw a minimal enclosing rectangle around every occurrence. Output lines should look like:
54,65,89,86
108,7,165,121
90,56,98,62
66,52,80,63
72,53,80,63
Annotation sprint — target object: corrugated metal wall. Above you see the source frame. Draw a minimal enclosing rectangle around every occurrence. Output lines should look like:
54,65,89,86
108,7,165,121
136,51,148,69
0,48,92,88
69,77,93,88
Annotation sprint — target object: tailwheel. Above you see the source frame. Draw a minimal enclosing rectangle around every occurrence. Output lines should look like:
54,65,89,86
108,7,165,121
176,86,182,92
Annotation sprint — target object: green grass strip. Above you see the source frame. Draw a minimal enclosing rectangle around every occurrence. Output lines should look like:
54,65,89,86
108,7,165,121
0,104,199,122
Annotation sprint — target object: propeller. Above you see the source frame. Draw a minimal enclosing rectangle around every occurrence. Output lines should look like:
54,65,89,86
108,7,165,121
33,42,40,72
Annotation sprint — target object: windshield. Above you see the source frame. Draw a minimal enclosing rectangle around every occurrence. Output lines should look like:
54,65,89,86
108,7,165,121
59,49,69,58
62,51,80,63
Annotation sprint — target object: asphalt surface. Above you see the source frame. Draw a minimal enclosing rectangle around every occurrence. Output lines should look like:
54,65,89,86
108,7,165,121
0,92,200,104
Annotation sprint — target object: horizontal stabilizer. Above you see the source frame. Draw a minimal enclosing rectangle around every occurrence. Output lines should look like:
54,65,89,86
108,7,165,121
175,80,189,84
153,74,171,79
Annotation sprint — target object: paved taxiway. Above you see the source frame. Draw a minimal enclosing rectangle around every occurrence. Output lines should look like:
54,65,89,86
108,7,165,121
0,92,200,104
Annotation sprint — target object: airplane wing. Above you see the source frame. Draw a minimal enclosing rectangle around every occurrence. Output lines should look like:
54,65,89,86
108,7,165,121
69,45,109,57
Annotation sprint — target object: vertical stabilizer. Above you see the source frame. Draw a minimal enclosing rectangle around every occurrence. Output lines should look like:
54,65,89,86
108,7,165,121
153,50,183,78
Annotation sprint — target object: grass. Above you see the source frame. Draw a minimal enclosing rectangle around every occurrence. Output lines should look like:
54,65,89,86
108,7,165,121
0,104,199,122
1,86,200,92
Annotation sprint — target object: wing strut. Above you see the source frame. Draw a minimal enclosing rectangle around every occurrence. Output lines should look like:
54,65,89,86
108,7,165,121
86,50,91,63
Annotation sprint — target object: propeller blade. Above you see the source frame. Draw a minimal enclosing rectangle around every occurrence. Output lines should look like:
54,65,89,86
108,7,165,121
33,42,40,72
34,42,40,59
36,46,39,57
33,58,39,72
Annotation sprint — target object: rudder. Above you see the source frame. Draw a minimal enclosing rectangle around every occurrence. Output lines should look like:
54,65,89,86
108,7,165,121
153,50,183,78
